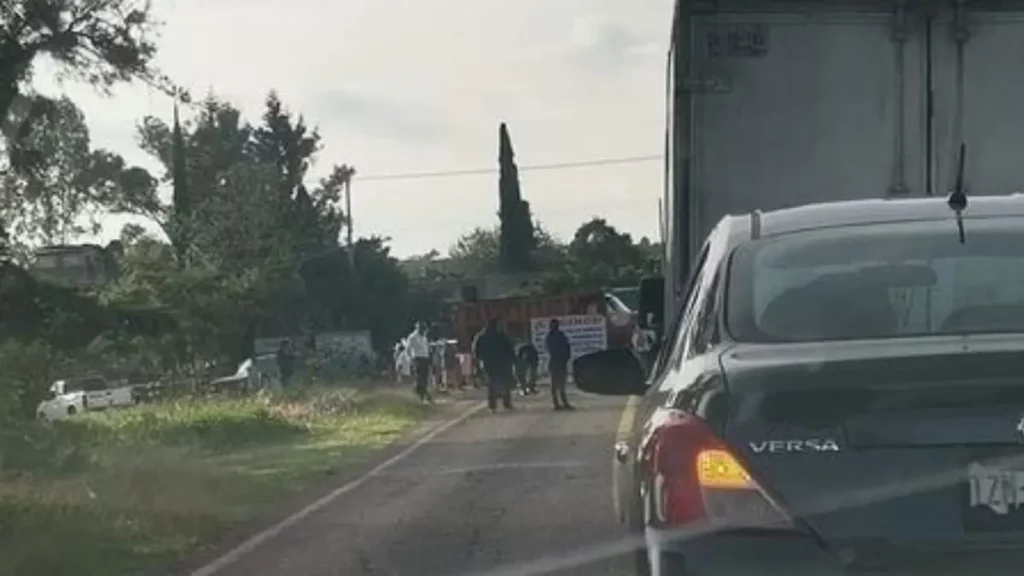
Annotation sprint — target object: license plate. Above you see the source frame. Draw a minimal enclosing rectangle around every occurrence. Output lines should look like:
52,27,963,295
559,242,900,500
964,461,1024,531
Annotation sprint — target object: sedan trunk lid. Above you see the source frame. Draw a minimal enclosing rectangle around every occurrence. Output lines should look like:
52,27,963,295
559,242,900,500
721,335,1024,563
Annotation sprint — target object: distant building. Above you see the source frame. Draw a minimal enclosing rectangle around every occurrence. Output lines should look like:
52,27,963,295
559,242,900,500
399,255,544,302
29,244,119,288
448,272,548,303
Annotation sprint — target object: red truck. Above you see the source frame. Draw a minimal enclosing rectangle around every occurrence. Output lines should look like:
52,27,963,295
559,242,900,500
451,291,633,352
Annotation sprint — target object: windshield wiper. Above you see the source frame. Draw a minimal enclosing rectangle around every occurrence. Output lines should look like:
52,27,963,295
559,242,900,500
947,142,968,244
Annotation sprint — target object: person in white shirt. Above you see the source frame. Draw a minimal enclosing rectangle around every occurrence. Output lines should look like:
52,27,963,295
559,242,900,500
406,322,434,404
393,342,411,383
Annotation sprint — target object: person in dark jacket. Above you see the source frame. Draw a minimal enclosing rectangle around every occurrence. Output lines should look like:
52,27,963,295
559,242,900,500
473,318,516,413
515,341,539,395
544,318,574,411
276,339,295,388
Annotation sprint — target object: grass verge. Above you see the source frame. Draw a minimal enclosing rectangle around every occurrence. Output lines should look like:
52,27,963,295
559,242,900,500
0,385,430,576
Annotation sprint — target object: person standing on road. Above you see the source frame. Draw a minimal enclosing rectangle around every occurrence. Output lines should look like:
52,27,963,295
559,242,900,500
515,340,539,395
443,341,463,390
631,324,655,374
277,339,295,388
471,328,486,389
407,322,435,405
458,350,474,390
473,318,516,413
544,319,574,411
429,340,444,392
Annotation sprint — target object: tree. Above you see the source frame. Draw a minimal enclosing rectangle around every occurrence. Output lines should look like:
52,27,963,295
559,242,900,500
100,235,267,377
531,223,569,271
497,123,535,273
400,249,442,278
109,92,377,358
0,219,10,259
565,218,660,288
83,92,353,273
170,100,190,267
0,0,158,172
448,225,565,278
0,96,128,247
348,237,415,347
449,226,500,276
118,96,294,272
250,92,350,259
247,93,353,335
105,97,296,363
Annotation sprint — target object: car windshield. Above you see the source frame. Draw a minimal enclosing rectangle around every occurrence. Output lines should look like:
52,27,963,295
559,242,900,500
58,379,86,394
49,380,66,397
727,216,1024,342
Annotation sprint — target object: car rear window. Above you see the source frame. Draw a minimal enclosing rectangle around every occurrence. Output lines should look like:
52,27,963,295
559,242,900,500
726,216,1024,342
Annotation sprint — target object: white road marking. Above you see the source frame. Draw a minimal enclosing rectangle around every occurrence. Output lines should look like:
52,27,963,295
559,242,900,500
189,401,487,576
616,396,641,442
612,396,641,522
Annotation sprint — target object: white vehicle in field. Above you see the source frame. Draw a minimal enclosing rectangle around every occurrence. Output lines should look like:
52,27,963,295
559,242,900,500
207,355,280,392
36,374,138,421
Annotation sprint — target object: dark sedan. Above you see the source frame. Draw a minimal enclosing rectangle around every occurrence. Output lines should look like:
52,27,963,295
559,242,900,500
576,195,1024,576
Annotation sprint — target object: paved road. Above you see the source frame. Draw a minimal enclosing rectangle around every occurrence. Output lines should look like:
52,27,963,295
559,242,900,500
202,389,633,576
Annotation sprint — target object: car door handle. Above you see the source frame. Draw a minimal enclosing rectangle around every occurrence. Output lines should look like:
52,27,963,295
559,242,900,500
614,441,629,463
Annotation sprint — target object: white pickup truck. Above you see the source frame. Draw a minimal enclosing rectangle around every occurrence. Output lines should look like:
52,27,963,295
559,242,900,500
36,374,140,421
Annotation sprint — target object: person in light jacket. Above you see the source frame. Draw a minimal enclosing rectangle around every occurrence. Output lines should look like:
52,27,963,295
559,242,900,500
406,322,435,405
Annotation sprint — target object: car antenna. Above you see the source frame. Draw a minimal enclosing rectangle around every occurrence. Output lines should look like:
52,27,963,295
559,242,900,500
947,142,968,244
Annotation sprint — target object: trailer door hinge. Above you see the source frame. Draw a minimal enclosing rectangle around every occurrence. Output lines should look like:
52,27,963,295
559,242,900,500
681,76,731,94
953,0,970,43
892,1,908,43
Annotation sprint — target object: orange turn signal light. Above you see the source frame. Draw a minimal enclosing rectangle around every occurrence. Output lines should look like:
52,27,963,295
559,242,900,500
696,449,754,490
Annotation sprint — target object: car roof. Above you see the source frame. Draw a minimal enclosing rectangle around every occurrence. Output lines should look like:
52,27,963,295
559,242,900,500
753,194,1024,238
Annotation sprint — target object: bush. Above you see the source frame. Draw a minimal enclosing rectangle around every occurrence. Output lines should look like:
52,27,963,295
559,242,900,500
0,423,91,478
84,397,310,449
0,339,63,423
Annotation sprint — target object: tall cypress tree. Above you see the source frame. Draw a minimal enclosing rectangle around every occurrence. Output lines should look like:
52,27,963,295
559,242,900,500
497,123,535,273
171,97,190,268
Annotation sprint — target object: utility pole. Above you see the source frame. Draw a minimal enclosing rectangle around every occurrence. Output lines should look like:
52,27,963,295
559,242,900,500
345,173,354,268
657,198,665,245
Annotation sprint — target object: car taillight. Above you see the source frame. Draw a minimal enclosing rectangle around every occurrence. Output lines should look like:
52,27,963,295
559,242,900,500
649,410,792,530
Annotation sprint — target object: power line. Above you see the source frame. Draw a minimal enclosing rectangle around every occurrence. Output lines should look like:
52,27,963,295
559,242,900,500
77,37,659,184
356,154,663,182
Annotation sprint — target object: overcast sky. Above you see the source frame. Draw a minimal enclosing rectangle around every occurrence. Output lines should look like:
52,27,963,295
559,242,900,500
34,0,673,257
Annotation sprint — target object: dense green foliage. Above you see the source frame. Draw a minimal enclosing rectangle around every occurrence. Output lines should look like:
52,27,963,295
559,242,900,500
444,218,661,291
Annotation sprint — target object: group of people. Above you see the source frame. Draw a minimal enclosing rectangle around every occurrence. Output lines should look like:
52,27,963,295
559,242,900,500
472,317,574,414
393,326,468,397
398,318,576,413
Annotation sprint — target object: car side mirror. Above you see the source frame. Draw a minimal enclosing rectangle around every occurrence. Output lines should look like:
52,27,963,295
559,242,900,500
573,349,646,396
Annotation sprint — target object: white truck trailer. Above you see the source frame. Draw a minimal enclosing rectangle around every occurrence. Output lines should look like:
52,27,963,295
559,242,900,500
653,0,1024,320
